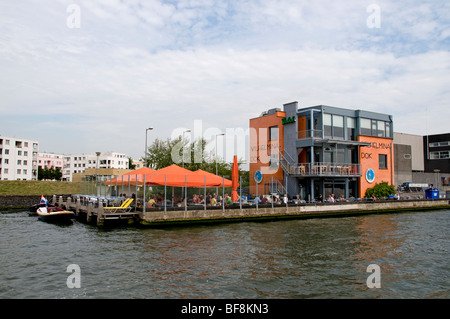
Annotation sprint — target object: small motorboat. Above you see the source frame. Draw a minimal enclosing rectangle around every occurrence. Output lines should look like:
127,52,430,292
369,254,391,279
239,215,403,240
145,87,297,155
36,206,75,223
29,203,55,216
29,195,55,216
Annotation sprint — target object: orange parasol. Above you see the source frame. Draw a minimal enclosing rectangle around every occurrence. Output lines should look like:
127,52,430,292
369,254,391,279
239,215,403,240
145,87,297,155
231,155,239,202
105,167,155,186
193,169,233,187
144,165,206,187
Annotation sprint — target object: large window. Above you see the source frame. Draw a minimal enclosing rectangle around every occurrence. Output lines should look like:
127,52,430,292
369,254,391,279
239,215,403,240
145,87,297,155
379,154,388,169
360,118,392,137
347,117,356,140
323,114,344,139
269,126,278,141
323,114,332,137
333,115,344,139
360,118,371,136
430,151,450,159
377,121,385,137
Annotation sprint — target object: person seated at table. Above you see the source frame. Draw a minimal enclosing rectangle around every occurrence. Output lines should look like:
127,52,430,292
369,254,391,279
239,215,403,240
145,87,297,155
147,196,156,208
253,196,261,205
261,196,267,204
210,194,217,206
224,194,233,205
193,194,200,204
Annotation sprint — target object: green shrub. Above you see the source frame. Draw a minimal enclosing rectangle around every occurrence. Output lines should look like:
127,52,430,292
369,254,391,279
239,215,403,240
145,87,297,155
364,181,396,199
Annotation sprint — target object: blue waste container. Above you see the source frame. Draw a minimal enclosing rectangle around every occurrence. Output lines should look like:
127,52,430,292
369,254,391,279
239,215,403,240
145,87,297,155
425,188,439,199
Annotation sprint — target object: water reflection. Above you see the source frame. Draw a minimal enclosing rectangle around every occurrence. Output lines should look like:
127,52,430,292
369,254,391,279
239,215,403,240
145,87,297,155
0,210,448,298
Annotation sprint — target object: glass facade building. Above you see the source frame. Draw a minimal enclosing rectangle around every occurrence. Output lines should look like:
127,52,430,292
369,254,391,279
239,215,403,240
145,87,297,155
250,102,394,200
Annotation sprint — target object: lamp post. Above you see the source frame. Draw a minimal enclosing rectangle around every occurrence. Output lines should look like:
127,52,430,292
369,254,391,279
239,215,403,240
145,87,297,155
182,129,191,168
215,133,225,195
95,151,101,196
144,127,153,168
434,169,440,189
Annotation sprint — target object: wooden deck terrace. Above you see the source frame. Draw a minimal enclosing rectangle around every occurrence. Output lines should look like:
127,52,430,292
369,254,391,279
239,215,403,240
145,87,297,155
52,195,140,226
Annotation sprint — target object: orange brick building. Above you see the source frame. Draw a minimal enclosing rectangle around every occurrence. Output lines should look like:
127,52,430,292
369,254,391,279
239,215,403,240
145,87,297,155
249,102,394,200
249,108,286,195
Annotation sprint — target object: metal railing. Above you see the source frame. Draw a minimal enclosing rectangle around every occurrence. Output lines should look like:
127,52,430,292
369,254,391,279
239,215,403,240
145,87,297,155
292,163,361,177
298,129,322,139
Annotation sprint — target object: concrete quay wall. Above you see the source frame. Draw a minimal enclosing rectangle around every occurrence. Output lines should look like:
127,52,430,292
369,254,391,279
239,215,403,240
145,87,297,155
140,199,450,227
0,195,41,210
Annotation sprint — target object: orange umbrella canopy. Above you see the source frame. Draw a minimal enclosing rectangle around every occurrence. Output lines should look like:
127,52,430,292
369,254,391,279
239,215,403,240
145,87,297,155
193,170,233,187
105,167,155,186
231,155,239,202
144,165,207,187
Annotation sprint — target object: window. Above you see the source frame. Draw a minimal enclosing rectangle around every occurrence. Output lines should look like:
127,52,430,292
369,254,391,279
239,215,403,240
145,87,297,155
385,122,391,137
323,114,344,139
377,121,385,137
429,141,450,147
371,120,377,136
269,153,279,170
323,114,332,137
333,115,344,139
269,126,279,141
5,149,9,155
347,117,356,140
379,154,388,169
360,118,371,136
430,151,450,159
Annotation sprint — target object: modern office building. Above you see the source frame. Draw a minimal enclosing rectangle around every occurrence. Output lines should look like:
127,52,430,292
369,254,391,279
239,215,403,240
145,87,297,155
0,135,39,180
62,152,129,181
424,133,450,173
394,132,450,189
250,102,394,200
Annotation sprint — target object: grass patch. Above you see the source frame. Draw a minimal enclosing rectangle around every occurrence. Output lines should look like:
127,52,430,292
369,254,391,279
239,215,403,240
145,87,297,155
0,180,82,196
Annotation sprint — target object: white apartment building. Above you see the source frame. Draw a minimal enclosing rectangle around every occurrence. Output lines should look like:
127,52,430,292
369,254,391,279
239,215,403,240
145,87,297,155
0,135,39,180
38,152,65,170
62,152,129,181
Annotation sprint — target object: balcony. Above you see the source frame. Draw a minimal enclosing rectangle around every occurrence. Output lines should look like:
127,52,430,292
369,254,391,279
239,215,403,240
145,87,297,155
281,160,361,178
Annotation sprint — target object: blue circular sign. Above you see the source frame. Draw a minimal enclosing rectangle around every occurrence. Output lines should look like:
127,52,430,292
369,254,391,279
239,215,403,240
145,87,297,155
254,170,263,183
366,168,375,183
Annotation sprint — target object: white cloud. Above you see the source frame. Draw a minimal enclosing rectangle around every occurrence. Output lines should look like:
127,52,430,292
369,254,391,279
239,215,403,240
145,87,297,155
0,0,449,161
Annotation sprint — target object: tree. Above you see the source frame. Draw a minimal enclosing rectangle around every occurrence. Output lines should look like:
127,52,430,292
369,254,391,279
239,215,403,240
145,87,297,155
128,157,136,170
365,181,396,199
38,166,62,181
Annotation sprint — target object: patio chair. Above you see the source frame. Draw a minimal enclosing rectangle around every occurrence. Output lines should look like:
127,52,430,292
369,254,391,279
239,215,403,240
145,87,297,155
104,198,133,213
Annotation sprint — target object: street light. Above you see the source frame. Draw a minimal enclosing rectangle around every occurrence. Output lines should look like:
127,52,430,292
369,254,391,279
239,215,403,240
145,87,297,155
182,129,191,168
215,133,225,195
95,151,101,196
144,127,153,168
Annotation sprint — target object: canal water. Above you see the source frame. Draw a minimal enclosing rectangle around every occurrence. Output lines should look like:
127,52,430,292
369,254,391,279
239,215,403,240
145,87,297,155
0,209,448,299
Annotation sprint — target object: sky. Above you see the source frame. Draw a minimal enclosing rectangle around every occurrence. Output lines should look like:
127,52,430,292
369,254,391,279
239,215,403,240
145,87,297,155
1,0,449,164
